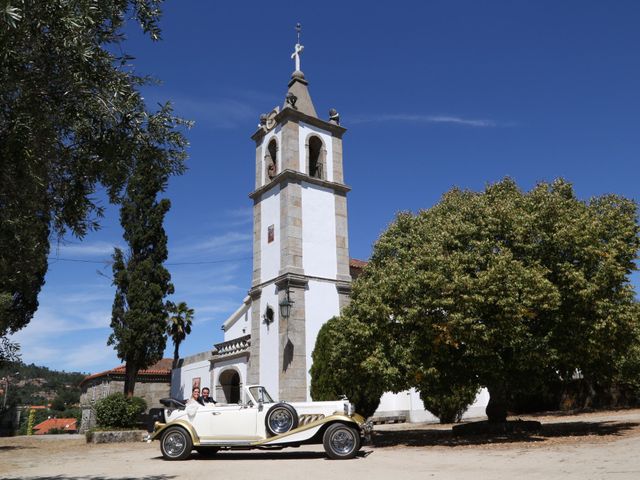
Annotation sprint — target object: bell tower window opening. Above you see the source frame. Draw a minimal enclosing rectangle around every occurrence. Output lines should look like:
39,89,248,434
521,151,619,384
265,138,278,183
308,135,324,179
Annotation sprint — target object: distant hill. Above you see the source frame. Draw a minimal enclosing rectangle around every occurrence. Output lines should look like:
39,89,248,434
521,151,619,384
1,362,87,407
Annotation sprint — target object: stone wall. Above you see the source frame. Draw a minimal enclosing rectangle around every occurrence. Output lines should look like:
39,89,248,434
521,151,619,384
79,377,170,433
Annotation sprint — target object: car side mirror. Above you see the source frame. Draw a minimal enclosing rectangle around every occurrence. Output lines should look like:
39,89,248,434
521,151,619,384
258,400,264,412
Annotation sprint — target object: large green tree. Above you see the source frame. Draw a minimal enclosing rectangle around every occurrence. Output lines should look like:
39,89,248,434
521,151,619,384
108,154,174,397
314,178,639,423
167,301,194,368
0,0,188,361
310,316,391,418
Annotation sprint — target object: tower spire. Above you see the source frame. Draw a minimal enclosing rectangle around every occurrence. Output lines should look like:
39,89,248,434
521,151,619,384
284,23,317,117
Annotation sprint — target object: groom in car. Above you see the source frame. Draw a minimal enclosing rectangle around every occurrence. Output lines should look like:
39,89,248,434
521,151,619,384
199,387,216,405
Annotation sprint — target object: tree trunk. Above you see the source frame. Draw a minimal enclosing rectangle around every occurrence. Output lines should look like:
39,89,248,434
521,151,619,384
486,384,508,423
124,362,138,398
172,342,180,369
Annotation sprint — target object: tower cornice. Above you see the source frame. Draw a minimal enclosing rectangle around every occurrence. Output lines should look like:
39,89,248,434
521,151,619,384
251,108,346,142
248,169,351,200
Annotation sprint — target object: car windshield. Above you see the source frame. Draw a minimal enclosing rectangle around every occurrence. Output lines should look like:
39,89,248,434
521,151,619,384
249,386,274,403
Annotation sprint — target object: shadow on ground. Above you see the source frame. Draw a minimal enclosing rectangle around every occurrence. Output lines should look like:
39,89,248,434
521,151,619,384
372,421,640,448
0,445,35,451
151,450,368,461
0,477,176,480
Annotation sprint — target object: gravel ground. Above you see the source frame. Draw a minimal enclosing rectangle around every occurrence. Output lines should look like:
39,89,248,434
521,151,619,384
1,409,640,480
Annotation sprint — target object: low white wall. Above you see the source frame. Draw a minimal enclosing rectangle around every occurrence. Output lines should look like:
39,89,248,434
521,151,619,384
374,387,490,423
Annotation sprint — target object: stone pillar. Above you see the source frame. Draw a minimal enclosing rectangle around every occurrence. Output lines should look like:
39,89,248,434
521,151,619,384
280,121,300,171
252,197,262,287
332,136,344,184
279,180,304,276
336,282,352,311
247,288,262,384
335,192,351,283
255,141,263,190
276,275,308,402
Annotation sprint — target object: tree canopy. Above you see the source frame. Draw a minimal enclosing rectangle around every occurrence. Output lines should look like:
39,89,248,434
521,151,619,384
0,0,189,361
312,178,639,422
167,301,194,368
108,154,174,397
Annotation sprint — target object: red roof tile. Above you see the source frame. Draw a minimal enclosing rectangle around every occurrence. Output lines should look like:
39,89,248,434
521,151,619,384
33,418,77,435
349,258,368,269
80,358,173,386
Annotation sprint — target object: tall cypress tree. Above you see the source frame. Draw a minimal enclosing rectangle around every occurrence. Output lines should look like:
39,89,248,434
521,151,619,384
108,153,174,397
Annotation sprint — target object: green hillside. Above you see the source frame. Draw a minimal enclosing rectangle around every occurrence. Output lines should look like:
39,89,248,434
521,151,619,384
1,361,86,408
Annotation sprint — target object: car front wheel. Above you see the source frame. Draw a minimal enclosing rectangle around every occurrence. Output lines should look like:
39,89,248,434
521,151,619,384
323,423,361,460
160,426,192,460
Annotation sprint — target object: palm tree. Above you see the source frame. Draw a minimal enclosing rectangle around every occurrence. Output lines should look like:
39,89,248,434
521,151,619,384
166,301,194,368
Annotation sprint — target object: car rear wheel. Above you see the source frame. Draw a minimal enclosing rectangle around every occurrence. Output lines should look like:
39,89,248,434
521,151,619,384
160,426,192,460
265,403,299,436
323,423,361,460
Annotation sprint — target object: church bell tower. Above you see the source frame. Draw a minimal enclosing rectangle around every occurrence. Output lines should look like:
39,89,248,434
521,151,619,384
246,29,351,401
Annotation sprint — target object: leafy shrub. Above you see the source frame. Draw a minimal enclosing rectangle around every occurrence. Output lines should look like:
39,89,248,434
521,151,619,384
95,393,147,429
419,384,479,424
310,316,385,418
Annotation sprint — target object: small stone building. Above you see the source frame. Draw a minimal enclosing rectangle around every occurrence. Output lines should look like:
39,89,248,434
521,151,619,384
79,358,172,432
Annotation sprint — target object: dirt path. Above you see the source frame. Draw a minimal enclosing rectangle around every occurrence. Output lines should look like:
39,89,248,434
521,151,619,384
2,409,640,480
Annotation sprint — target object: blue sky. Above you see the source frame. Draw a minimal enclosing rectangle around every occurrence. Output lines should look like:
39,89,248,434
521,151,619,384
12,1,640,374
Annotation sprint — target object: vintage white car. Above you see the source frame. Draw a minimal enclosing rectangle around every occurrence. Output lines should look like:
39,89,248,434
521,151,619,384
148,385,371,460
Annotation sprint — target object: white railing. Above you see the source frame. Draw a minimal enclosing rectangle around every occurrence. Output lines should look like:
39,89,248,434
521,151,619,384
212,334,251,357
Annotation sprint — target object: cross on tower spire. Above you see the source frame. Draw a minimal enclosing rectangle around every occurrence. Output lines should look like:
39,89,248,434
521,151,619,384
291,23,304,74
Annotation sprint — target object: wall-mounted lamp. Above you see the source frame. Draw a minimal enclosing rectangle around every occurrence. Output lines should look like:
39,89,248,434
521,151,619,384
279,284,294,320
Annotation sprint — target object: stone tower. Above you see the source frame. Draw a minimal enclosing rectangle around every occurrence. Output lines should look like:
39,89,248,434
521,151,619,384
246,43,351,401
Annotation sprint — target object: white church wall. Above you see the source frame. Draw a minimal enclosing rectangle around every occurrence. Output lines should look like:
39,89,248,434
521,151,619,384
461,388,490,420
301,182,337,279
170,359,211,400
304,280,341,401
298,122,334,182
259,283,280,397
223,304,251,341
259,187,281,282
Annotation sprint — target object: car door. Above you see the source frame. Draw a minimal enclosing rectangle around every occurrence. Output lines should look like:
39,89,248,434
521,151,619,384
199,404,259,441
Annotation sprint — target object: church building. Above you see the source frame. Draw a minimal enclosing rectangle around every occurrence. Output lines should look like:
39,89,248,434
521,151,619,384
172,36,489,421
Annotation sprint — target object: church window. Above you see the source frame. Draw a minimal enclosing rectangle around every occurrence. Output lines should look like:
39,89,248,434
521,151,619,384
265,139,278,182
308,136,325,179
267,224,274,243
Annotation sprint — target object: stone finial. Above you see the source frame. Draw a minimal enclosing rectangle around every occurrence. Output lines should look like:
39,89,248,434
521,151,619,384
258,113,268,131
329,108,340,125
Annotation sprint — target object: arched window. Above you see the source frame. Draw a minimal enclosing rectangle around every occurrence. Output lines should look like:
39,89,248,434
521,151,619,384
308,136,324,179
265,138,278,183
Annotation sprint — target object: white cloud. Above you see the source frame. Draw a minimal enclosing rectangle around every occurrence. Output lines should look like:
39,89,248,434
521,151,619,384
172,231,252,257
51,241,121,258
350,113,511,128
62,341,118,371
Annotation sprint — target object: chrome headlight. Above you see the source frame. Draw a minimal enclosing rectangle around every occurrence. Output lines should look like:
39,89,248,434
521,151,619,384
344,402,356,416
